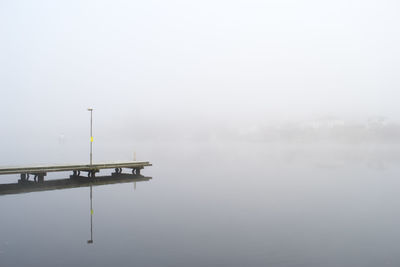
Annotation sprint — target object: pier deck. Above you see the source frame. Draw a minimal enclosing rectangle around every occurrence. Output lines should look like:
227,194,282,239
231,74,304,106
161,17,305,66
0,161,152,182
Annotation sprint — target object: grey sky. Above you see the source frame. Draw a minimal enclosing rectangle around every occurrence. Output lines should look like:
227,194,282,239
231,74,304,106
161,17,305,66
1,0,399,156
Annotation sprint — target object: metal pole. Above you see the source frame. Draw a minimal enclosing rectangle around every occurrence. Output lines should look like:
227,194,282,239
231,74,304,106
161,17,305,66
90,110,92,166
88,108,93,166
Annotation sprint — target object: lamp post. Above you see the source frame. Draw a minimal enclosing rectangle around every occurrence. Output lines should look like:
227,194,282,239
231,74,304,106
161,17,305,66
87,108,93,166
87,108,94,244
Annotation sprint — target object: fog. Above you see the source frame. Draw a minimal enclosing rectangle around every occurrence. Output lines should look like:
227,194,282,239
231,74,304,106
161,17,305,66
1,0,399,160
2,2,400,266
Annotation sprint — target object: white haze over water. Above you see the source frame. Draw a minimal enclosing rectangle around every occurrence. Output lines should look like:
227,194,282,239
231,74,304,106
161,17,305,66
2,3,400,266
0,0,399,164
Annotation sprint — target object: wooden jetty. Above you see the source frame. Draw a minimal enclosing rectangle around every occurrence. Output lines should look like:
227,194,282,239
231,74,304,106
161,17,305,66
0,161,152,182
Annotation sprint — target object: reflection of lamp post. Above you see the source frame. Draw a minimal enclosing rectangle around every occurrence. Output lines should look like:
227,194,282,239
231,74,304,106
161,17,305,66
87,108,93,166
87,185,93,244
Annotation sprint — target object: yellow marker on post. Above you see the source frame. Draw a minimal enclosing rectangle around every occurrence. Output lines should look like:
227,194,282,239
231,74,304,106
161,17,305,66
91,209,93,215
90,136,93,142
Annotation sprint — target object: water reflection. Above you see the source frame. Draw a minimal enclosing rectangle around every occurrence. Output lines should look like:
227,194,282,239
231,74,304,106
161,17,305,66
0,174,151,245
88,185,93,244
0,174,151,195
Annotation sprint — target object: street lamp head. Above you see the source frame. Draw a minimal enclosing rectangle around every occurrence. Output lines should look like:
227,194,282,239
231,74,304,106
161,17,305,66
87,108,93,111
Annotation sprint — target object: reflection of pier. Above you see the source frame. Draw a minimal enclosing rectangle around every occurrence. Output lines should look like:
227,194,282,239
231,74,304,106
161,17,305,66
0,173,152,244
0,173,151,195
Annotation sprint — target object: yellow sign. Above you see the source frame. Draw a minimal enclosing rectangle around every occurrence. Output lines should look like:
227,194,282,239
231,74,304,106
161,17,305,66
90,136,93,142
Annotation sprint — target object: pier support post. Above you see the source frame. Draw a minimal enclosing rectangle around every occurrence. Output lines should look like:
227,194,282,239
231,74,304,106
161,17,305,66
88,170,99,178
132,168,141,175
70,170,81,179
37,173,46,183
112,168,122,176
20,173,27,181
18,173,31,183
31,173,46,183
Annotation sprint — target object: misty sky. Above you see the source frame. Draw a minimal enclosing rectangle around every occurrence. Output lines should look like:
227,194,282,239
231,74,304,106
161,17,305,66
1,0,399,159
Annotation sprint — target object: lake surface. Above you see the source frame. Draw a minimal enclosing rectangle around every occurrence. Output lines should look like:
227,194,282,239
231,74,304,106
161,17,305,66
1,142,400,267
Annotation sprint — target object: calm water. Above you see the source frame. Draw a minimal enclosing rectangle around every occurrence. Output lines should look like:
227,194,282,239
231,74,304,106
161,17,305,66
1,142,400,267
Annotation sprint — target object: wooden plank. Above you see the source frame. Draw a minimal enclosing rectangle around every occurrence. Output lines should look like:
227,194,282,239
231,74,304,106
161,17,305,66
0,161,152,175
